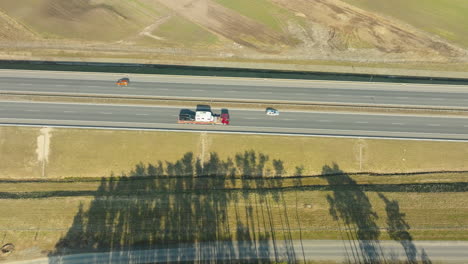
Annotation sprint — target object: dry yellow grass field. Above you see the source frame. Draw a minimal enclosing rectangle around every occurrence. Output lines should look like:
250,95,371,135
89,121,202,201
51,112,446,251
1,126,467,261
1,126,468,179
1,173,467,261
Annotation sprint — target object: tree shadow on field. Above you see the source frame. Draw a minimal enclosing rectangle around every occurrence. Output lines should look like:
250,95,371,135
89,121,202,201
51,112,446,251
49,151,302,263
321,163,383,263
322,163,432,264
378,193,418,264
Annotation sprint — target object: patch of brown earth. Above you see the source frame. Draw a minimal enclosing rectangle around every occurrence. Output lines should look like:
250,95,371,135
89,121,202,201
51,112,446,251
156,0,296,52
271,0,463,59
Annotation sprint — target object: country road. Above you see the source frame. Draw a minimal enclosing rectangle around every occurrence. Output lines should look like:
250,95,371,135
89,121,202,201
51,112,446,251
1,70,468,108
7,240,468,264
0,101,467,140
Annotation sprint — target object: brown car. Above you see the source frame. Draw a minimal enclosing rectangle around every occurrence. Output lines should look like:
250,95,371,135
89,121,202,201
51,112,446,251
116,78,129,86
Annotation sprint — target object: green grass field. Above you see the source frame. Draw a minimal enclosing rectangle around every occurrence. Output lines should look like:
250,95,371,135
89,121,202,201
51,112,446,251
153,15,220,47
0,0,161,41
343,0,468,47
213,0,299,32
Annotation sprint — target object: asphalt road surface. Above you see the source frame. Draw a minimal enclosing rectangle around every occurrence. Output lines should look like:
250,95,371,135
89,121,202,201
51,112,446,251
0,101,467,140
8,240,468,264
1,70,468,108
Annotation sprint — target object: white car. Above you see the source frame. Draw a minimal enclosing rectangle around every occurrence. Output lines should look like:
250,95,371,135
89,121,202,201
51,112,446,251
266,108,279,116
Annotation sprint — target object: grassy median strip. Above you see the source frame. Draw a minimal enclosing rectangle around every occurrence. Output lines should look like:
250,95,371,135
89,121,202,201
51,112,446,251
1,93,468,117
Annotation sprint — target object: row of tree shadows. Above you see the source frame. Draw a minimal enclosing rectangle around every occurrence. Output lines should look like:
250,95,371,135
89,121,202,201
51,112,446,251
47,151,441,263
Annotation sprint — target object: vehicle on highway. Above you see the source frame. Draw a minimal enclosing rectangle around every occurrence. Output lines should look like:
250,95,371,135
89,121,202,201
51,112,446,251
266,108,279,116
116,78,130,86
178,107,229,125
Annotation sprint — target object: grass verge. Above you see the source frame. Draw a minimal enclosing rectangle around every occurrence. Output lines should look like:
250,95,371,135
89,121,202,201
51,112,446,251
3,49,468,79
1,126,468,179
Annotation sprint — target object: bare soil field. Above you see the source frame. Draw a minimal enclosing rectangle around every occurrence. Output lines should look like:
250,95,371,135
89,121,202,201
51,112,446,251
0,0,467,75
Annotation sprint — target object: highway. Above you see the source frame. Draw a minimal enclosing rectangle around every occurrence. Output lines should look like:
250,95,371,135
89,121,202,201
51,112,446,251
1,70,468,108
8,240,468,264
1,101,467,140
